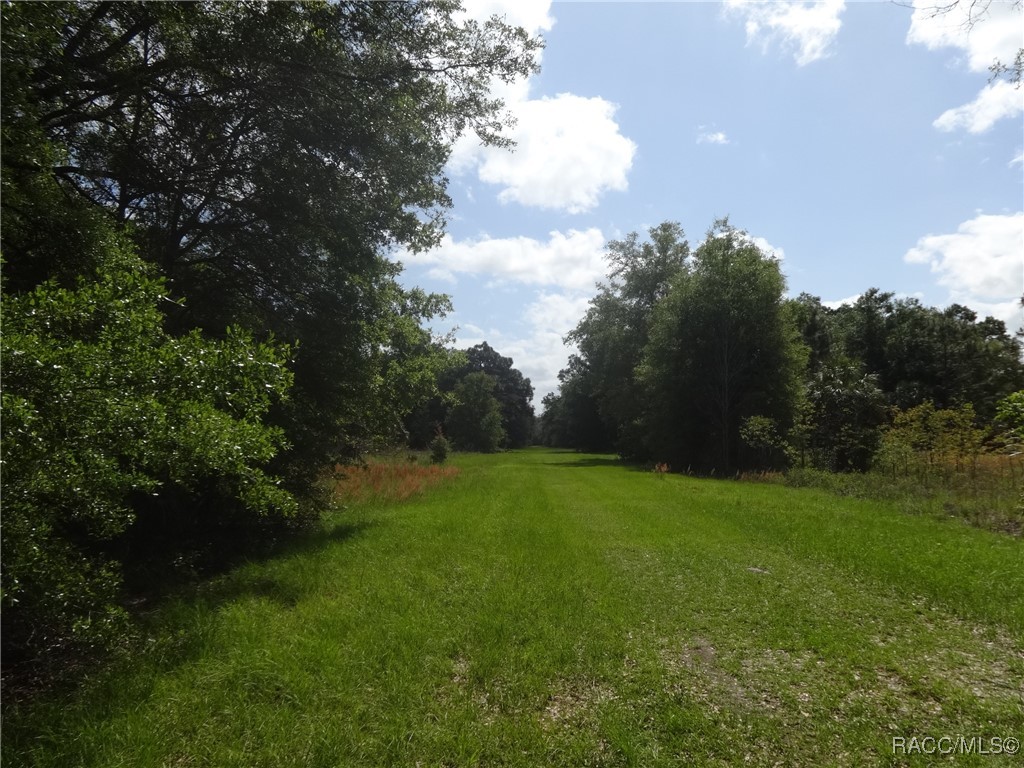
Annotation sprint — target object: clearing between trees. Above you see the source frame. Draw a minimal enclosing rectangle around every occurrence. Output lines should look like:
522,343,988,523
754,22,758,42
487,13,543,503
5,449,1022,767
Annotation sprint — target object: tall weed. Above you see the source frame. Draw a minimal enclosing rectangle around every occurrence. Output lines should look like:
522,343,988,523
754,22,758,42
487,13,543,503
331,461,460,505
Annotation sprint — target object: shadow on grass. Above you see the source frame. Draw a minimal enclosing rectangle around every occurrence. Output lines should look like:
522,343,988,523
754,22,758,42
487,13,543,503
2,518,379,709
545,456,649,472
190,519,378,611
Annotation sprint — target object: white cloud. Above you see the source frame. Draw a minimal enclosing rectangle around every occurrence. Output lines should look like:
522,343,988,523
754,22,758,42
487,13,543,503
1009,149,1024,167
822,294,862,310
697,130,730,145
458,0,554,36
905,212,1024,330
906,0,1022,74
749,235,786,261
907,0,1024,133
451,94,637,213
448,1,636,213
724,0,846,66
409,228,608,292
933,79,1024,133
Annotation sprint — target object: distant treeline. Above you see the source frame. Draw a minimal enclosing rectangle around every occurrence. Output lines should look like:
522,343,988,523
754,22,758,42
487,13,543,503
538,221,1024,474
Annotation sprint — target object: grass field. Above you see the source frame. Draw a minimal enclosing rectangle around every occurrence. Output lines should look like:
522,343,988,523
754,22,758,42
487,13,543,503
4,448,1022,767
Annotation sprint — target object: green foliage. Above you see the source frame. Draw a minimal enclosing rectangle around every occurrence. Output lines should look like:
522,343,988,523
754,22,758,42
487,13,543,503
2,235,294,655
993,390,1024,450
639,220,803,471
739,415,787,470
537,377,614,452
446,373,506,453
564,222,689,457
874,401,984,483
802,362,886,471
825,292,1024,420
457,343,535,448
429,433,452,465
1,0,542,500
0,0,542,668
405,343,534,450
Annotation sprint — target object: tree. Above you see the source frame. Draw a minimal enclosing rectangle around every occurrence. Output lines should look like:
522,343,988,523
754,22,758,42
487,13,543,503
446,373,505,453
788,293,833,375
565,222,690,457
804,362,887,471
537,367,615,452
454,343,535,448
0,1,542,666
638,220,803,472
993,390,1024,451
874,401,984,484
404,342,533,449
825,292,1024,421
1,0,543,500
833,289,896,382
883,300,1024,420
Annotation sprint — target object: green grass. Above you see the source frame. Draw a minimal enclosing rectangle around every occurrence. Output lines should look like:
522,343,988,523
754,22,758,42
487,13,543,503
5,448,1023,767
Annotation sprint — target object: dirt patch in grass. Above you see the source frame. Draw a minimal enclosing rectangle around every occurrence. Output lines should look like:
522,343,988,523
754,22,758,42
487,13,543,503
540,679,618,729
657,637,776,714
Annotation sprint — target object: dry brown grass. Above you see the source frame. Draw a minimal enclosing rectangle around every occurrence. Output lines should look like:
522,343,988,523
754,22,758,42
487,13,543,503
330,460,460,504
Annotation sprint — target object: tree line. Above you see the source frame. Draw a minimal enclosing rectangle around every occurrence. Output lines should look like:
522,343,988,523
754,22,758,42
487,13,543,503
1,1,541,665
538,220,1024,475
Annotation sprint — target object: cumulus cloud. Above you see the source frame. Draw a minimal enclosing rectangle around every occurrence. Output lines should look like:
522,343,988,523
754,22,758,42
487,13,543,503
724,0,846,66
408,228,608,292
697,130,730,145
749,235,786,261
906,0,1022,73
449,1,636,213
905,212,1024,330
907,0,1024,133
933,79,1024,133
822,294,862,310
451,94,636,213
1012,149,1024,167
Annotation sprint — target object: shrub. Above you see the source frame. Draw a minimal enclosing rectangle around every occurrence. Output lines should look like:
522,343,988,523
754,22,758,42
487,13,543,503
1,238,295,660
429,432,452,464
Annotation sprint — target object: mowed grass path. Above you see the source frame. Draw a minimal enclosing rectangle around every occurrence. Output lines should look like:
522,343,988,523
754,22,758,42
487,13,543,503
6,449,1023,767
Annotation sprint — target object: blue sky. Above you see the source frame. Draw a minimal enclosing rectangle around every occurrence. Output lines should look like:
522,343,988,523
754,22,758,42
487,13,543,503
398,0,1024,407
